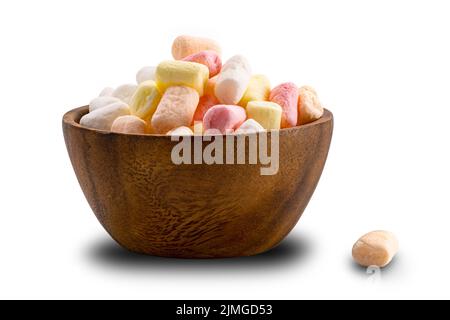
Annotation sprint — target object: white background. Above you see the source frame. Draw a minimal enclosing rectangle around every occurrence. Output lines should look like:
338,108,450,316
0,0,449,300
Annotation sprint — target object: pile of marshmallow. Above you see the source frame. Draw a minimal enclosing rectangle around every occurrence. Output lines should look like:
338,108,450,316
81,35,324,135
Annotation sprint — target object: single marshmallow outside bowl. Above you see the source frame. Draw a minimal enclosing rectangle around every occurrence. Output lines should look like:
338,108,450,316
352,230,399,268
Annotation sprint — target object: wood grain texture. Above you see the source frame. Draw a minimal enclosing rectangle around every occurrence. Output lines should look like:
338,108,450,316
63,106,333,258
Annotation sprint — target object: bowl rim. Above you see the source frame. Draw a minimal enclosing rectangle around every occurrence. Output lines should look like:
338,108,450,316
63,105,333,137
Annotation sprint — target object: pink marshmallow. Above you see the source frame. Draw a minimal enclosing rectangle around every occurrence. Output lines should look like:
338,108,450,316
203,105,247,134
182,50,222,78
269,82,299,128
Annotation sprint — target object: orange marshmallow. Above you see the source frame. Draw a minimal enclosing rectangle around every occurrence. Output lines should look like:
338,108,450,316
172,35,221,60
192,77,219,123
151,86,199,134
111,115,149,134
297,86,324,125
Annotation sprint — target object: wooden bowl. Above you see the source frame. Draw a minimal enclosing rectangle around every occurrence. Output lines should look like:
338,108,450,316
63,106,333,258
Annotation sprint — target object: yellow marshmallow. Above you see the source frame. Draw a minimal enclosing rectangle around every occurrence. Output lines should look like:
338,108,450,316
155,60,209,96
238,75,271,108
191,121,204,134
246,101,282,130
129,80,162,120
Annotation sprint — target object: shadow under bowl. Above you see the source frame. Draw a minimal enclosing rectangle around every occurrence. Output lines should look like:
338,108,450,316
63,106,333,258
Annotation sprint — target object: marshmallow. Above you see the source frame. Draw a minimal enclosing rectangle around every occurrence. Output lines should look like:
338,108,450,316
352,231,399,268
215,55,252,105
172,35,221,60
234,119,265,134
111,115,149,134
203,105,247,134
136,66,156,84
193,95,219,123
112,84,138,104
155,60,209,96
80,102,130,131
151,86,199,134
246,101,282,130
182,50,222,78
99,87,115,97
269,82,299,128
298,86,324,125
81,35,327,136
167,126,194,136
129,80,162,120
89,96,122,112
239,74,271,108
191,121,204,134
192,77,219,123
204,75,217,95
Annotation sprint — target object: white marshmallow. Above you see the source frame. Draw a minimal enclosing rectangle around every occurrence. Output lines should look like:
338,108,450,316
112,84,138,104
167,126,194,136
234,119,265,134
136,66,156,84
89,96,122,112
99,87,115,97
215,55,251,105
80,102,130,131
